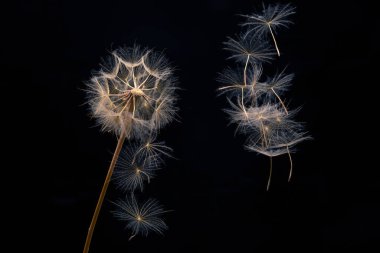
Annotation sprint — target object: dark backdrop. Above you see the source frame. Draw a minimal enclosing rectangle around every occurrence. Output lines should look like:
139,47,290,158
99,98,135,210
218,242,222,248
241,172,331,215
8,0,379,252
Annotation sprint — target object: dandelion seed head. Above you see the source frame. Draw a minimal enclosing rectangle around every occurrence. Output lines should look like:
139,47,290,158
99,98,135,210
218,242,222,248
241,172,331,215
86,46,178,138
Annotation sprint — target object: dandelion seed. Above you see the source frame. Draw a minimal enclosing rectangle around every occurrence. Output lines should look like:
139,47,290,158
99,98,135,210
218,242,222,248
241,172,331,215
113,195,168,240
113,144,159,192
133,134,174,166
246,126,310,187
256,69,294,113
225,102,286,134
242,3,296,56
218,64,263,99
224,35,275,64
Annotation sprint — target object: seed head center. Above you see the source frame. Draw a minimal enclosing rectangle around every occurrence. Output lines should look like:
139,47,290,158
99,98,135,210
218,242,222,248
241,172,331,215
131,88,144,96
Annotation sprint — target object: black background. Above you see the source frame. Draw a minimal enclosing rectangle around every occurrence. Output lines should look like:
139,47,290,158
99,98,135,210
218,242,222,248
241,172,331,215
7,0,379,252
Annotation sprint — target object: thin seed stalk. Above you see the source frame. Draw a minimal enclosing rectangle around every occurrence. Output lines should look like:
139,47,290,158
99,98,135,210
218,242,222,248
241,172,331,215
271,88,288,115
243,55,250,86
287,146,293,182
242,55,250,106
268,24,280,57
267,156,273,191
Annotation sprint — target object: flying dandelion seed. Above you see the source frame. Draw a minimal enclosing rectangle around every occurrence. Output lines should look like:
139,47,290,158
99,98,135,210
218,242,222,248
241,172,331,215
255,69,294,113
113,194,168,240
133,134,174,166
241,3,296,56
217,64,263,99
224,35,275,64
113,144,160,192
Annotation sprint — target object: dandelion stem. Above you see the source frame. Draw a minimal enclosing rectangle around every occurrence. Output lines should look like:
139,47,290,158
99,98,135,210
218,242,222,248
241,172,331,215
267,156,272,191
271,88,288,114
268,25,280,57
287,146,293,182
83,130,126,253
